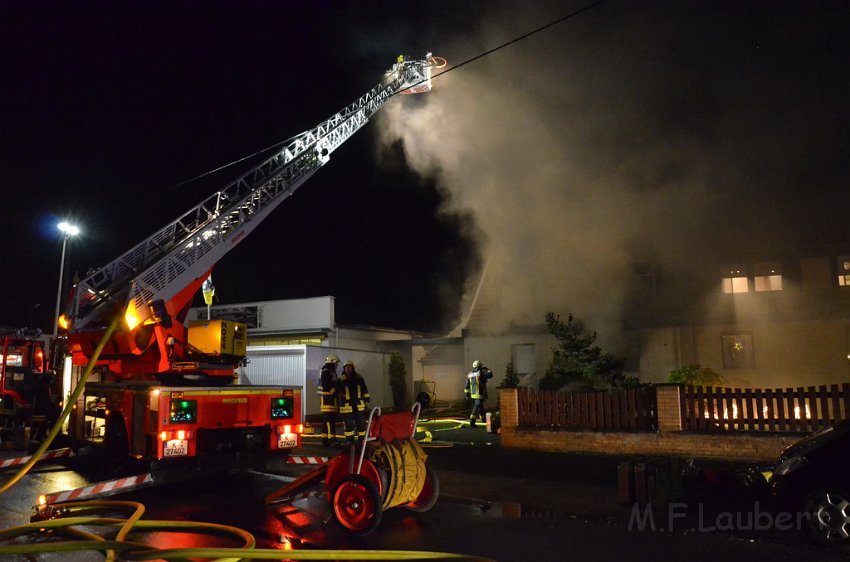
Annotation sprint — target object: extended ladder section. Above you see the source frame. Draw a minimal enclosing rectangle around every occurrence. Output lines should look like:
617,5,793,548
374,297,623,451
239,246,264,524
70,55,435,331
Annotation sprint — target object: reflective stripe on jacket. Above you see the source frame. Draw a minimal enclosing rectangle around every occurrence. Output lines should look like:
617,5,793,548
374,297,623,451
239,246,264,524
317,364,339,413
464,367,492,400
339,372,369,413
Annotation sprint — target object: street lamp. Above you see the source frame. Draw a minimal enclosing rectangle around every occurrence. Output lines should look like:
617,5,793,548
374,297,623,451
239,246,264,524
53,221,80,338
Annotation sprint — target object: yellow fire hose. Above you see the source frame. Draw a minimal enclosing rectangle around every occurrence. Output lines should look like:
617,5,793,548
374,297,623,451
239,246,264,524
0,319,492,561
368,439,429,510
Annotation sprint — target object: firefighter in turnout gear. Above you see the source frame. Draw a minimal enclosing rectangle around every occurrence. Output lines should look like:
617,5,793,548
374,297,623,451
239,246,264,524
339,360,370,443
464,360,493,428
317,354,341,446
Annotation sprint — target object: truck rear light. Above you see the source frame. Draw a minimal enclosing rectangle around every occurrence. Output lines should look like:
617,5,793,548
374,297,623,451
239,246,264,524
276,424,302,434
160,430,193,441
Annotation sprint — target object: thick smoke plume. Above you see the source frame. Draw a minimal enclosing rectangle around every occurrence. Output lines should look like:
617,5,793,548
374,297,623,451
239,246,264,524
375,2,850,343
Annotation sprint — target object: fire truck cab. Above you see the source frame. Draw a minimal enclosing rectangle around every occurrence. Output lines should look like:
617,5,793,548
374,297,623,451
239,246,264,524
0,333,56,430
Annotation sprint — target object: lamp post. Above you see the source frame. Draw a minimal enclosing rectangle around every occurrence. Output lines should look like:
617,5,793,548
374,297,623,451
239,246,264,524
53,221,80,338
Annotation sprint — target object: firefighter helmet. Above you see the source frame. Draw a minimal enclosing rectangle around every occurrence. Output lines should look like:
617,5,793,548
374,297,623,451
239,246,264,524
472,360,482,369
343,360,354,367
325,354,340,364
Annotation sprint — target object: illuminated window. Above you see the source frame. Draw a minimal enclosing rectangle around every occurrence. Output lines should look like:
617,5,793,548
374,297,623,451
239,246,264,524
838,256,850,287
722,277,749,293
720,264,750,294
754,261,782,292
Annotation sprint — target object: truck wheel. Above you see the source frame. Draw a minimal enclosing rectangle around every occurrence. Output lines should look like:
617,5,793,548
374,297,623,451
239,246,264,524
332,474,382,535
405,464,440,513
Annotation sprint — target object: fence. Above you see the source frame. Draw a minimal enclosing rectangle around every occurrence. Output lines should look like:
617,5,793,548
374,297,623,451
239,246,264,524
681,383,850,433
516,387,657,431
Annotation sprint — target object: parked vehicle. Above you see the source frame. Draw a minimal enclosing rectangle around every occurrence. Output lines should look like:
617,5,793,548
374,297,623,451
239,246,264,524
0,330,58,433
767,419,850,544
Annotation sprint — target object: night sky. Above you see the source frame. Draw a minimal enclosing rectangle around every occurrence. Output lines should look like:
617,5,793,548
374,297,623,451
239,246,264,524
2,1,850,339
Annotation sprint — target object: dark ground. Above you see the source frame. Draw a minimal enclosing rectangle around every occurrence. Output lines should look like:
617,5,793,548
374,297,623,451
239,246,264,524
1,414,848,560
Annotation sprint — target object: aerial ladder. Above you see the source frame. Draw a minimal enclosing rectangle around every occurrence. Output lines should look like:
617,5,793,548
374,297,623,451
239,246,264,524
52,54,438,472
63,54,437,381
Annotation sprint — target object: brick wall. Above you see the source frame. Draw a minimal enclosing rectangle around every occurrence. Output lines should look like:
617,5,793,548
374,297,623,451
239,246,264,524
498,387,800,462
655,384,683,432
499,427,798,462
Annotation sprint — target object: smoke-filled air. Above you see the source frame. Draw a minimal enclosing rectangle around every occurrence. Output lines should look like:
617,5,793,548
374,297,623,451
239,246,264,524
374,1,850,343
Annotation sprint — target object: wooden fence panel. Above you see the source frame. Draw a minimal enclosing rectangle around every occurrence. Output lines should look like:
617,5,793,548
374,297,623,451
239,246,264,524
550,391,559,425
706,386,716,428
586,393,595,429
675,383,849,435
635,389,646,430
754,389,764,431
609,393,623,429
831,384,841,426
516,384,849,434
819,385,830,430
807,385,819,432
764,389,774,432
514,387,658,432
721,387,733,431
794,387,805,433
627,389,637,430
775,388,786,432
842,383,850,420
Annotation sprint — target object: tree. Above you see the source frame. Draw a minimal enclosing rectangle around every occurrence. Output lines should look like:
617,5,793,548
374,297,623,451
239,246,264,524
539,312,634,392
498,361,520,389
666,364,724,387
388,353,408,409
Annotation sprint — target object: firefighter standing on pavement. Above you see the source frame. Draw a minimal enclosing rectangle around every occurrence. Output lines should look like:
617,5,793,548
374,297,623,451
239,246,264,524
339,360,370,443
464,360,493,428
317,354,341,446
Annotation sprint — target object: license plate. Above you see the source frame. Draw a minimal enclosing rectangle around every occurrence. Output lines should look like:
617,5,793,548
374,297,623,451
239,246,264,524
164,439,188,457
278,434,297,449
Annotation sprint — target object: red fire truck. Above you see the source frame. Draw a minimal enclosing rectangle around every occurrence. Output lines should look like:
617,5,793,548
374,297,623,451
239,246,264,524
0,330,56,432
59,54,436,475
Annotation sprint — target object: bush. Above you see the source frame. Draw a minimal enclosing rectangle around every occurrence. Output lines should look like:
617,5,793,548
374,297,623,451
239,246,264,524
541,312,630,391
498,361,520,389
389,353,408,409
666,364,724,387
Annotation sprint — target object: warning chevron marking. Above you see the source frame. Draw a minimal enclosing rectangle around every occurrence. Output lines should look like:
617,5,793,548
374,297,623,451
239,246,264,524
287,456,329,465
0,447,73,470
44,473,154,505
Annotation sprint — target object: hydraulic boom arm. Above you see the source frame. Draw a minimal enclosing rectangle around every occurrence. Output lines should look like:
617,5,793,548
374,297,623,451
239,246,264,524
65,54,436,377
